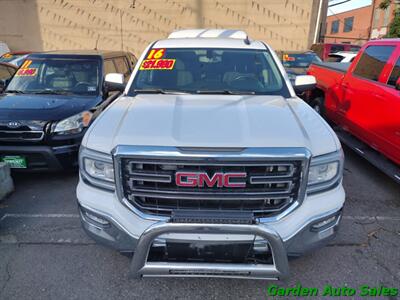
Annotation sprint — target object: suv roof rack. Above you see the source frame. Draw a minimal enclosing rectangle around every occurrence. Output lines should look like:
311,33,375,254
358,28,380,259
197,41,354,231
168,29,251,44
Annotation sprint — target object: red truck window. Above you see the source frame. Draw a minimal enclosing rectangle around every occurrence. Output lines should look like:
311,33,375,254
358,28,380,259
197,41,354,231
353,45,395,81
387,56,400,87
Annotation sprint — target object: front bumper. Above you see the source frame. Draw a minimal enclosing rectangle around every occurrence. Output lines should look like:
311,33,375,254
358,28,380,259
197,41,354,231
77,180,345,279
0,144,80,171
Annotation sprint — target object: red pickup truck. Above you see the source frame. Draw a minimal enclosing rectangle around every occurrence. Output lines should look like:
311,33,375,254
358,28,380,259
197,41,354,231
307,39,400,183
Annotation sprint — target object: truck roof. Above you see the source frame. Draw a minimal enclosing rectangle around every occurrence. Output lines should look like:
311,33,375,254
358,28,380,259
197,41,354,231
154,29,266,50
28,50,129,59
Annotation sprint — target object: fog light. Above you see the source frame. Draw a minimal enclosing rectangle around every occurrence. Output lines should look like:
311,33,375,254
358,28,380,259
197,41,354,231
84,211,109,226
311,215,338,231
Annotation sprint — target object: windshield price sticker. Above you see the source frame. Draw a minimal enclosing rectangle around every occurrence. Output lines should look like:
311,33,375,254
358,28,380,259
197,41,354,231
140,48,175,70
147,48,165,59
283,54,295,61
15,68,37,77
20,60,33,69
140,59,175,70
16,60,37,76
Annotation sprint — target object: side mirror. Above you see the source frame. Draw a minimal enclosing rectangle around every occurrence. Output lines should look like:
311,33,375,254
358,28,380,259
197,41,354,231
395,77,400,91
0,80,6,93
293,75,316,94
104,73,126,92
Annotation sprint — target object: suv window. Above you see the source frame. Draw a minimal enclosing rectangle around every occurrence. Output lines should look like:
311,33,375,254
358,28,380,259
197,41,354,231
104,59,117,75
330,45,345,53
113,57,130,80
127,53,137,70
0,65,13,80
6,58,100,95
353,45,395,81
387,56,400,87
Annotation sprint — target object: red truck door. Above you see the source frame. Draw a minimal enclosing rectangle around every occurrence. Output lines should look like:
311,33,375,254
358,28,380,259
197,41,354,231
379,49,400,164
339,43,398,162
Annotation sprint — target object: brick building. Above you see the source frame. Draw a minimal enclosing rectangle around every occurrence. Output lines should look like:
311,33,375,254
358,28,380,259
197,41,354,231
0,0,328,56
324,5,373,45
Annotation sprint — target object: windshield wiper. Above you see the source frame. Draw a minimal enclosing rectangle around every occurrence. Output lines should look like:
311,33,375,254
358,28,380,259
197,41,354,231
31,90,73,95
5,90,25,94
133,88,189,95
195,90,255,95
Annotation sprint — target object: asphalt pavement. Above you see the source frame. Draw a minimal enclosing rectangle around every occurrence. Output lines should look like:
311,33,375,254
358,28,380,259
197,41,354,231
0,146,399,300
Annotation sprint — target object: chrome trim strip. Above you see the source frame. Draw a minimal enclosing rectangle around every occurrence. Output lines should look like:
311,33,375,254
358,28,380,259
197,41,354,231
306,149,344,195
0,130,44,141
113,146,311,222
79,147,115,191
128,174,172,183
127,187,293,198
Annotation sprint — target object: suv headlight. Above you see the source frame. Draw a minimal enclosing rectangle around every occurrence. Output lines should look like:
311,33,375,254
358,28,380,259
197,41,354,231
307,149,344,194
79,146,115,191
54,111,93,135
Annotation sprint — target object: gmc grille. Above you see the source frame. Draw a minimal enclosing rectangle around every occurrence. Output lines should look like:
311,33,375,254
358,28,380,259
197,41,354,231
118,154,306,218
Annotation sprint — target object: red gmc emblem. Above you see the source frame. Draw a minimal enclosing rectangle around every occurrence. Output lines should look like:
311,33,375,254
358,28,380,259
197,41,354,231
175,172,247,188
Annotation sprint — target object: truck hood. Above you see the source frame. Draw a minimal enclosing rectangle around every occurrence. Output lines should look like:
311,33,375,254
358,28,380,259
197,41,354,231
86,94,339,156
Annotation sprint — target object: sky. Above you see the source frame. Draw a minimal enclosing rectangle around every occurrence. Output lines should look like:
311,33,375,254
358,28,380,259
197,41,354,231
327,0,373,16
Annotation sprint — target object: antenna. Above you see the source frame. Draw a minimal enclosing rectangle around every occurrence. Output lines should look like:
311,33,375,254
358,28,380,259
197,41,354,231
94,34,100,50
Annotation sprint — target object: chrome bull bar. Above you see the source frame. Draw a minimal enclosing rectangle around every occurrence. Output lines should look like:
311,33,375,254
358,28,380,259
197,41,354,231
130,222,290,280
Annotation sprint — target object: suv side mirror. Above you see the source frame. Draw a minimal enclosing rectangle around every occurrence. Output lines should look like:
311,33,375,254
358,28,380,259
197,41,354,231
104,73,126,92
293,75,316,94
395,77,400,91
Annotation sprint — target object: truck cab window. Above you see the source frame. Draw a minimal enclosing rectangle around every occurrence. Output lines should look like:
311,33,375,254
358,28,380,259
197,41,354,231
104,59,117,75
387,56,400,87
353,45,395,81
113,57,130,81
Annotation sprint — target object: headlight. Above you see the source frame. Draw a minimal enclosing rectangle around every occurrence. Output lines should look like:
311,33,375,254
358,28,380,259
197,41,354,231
79,147,115,191
83,158,114,182
307,149,344,194
54,111,93,135
308,162,339,185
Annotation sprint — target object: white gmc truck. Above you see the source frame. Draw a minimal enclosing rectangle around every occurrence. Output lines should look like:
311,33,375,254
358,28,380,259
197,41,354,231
77,29,345,280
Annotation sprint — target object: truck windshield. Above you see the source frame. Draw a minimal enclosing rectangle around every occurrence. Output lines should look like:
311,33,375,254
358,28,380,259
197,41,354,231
6,58,100,95
131,48,289,96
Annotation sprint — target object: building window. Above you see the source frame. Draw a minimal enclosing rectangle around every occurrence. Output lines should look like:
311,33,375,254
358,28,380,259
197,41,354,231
383,5,391,26
373,8,380,28
344,17,354,32
331,20,339,34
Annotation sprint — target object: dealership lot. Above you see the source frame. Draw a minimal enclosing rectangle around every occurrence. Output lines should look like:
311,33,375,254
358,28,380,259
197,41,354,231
0,146,398,299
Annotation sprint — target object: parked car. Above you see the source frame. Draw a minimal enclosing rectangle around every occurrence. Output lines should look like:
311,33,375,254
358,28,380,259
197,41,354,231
277,50,322,83
308,39,400,183
77,29,345,280
326,51,358,63
0,42,10,56
0,51,32,67
0,50,137,170
0,62,17,82
310,43,361,61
